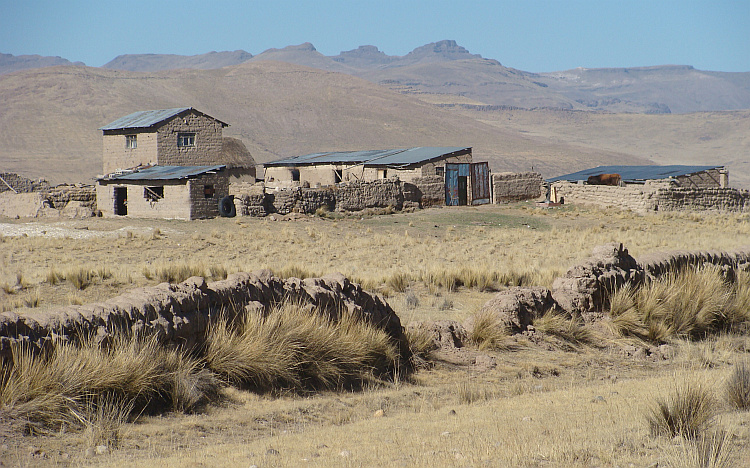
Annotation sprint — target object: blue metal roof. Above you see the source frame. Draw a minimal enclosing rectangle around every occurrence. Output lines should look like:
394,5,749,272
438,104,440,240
547,165,722,183
99,107,228,131
100,165,226,181
264,147,471,168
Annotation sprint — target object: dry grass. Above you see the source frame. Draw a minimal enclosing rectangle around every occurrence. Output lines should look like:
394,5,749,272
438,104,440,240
647,380,717,440
725,360,750,410
608,266,750,343
203,301,400,392
533,311,598,346
467,309,514,351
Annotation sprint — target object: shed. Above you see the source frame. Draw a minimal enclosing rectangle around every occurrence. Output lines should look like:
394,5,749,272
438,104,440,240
264,147,473,186
548,165,728,188
96,165,229,220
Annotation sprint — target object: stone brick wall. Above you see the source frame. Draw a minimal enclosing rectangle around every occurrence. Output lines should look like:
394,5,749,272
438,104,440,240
188,173,230,220
0,173,50,193
492,172,544,203
334,179,404,212
157,111,224,167
552,180,750,213
0,272,408,363
46,185,96,209
102,131,158,174
98,180,193,220
654,187,750,212
406,176,445,207
674,168,724,188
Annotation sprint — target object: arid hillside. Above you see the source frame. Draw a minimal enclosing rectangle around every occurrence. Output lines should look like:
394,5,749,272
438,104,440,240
0,61,647,185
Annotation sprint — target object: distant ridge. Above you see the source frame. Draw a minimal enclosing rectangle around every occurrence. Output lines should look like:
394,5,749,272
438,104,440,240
103,50,253,72
4,40,750,113
0,53,84,75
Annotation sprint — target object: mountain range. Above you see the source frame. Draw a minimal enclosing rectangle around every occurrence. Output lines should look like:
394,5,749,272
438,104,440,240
3,40,750,114
0,41,747,189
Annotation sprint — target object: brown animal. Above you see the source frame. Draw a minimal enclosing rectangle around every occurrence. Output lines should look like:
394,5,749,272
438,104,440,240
587,173,621,186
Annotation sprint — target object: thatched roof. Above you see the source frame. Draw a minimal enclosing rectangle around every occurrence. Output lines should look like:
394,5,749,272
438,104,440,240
219,137,256,169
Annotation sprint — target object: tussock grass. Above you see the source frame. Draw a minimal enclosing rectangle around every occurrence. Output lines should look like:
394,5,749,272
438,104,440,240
204,301,399,392
534,311,598,346
608,267,750,343
647,380,717,440
0,333,218,434
456,381,496,404
725,360,750,410
404,325,437,365
468,309,514,351
143,263,205,283
664,429,736,468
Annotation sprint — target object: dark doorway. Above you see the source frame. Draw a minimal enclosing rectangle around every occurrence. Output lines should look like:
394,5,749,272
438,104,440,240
458,176,468,205
334,169,343,184
114,187,127,216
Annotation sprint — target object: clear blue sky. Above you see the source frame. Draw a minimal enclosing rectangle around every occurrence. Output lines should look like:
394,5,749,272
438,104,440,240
1,0,748,72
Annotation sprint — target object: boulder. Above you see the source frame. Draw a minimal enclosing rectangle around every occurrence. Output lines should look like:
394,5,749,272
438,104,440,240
471,287,557,333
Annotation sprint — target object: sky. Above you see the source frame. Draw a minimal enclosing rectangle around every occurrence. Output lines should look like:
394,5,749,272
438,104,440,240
1,0,748,73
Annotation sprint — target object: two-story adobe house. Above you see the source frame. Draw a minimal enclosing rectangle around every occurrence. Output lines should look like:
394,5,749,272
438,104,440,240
96,107,244,220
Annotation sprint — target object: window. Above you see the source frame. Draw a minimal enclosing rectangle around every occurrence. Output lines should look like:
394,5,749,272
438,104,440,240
144,186,163,202
334,169,343,184
204,185,215,198
178,133,196,147
125,135,137,149
436,166,445,177
378,169,388,179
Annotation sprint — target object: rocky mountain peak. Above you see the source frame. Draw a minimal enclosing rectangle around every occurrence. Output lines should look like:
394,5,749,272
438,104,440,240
405,40,481,60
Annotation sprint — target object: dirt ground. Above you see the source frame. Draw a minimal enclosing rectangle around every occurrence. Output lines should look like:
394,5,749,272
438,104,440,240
2,204,750,467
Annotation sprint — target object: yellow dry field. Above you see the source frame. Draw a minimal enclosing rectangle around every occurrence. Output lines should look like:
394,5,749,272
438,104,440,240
2,203,750,467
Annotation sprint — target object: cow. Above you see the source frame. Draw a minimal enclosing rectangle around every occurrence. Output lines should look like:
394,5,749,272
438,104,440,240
587,173,621,186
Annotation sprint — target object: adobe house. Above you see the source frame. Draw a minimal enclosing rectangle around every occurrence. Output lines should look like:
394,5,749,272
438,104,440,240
263,146,491,205
96,107,243,220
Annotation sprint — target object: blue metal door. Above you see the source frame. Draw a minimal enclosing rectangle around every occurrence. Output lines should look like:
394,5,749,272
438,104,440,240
445,163,471,206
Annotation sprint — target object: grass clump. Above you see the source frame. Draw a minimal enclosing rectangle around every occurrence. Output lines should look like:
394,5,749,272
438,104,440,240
534,311,597,346
647,380,717,440
143,263,205,283
664,428,736,468
0,333,219,434
725,360,750,410
467,309,514,351
608,267,750,343
204,300,400,392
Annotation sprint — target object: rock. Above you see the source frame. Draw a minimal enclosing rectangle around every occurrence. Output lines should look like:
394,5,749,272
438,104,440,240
406,320,467,350
95,445,108,455
473,354,497,370
373,409,385,418
266,448,279,455
470,287,557,333
339,450,351,458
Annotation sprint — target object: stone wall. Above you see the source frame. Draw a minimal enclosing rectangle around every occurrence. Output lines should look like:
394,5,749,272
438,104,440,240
236,179,406,216
654,187,750,212
188,173,230,220
0,173,50,194
157,111,224,167
551,243,750,315
552,180,750,213
102,131,158,175
0,184,96,218
407,176,445,207
0,271,408,362
492,172,544,203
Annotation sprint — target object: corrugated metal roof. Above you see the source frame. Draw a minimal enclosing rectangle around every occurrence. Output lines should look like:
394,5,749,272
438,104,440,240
100,165,226,181
264,147,470,167
547,165,722,183
99,107,229,130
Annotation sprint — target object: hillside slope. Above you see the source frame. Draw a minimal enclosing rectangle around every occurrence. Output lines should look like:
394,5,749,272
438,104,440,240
0,61,647,185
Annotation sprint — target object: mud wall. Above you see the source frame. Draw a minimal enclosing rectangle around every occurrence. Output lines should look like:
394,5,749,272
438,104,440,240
492,172,544,203
0,271,407,359
551,181,750,213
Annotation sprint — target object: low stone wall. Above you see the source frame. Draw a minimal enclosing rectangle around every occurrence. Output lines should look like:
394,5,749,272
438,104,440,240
0,173,50,194
551,243,750,314
551,181,750,213
492,172,544,203
0,271,408,361
407,176,445,207
0,184,97,218
654,187,750,212
236,179,406,216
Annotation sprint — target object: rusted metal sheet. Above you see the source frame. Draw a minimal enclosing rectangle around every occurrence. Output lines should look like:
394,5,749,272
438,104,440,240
445,163,471,206
470,162,490,205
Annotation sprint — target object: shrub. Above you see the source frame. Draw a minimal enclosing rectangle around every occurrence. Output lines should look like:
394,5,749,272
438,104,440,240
725,360,750,410
647,381,716,440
